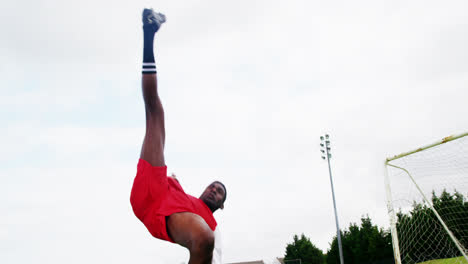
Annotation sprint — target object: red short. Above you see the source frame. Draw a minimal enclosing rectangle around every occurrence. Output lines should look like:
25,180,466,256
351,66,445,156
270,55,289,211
130,159,216,243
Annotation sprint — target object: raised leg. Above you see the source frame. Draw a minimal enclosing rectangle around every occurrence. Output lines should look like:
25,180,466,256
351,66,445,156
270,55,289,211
139,10,215,263
140,9,167,167
138,9,214,263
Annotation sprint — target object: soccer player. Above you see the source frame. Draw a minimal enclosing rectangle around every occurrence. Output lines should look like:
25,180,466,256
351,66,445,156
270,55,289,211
130,9,227,264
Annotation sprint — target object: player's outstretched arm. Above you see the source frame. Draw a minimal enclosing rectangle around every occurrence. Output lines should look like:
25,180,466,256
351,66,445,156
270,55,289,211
139,9,167,167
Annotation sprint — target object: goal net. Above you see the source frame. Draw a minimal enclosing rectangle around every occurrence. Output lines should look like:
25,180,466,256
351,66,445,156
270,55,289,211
384,133,468,264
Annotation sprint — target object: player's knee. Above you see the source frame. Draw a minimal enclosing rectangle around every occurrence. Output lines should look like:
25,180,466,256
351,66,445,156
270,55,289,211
191,228,214,256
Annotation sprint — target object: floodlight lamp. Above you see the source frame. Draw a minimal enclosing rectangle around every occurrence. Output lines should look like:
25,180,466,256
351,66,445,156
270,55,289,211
320,143,324,147
320,136,324,140
321,149,325,153
325,134,329,139
322,156,326,160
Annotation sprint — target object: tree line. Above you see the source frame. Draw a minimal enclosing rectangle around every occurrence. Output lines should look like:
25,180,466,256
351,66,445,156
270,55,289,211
396,190,467,263
284,190,467,264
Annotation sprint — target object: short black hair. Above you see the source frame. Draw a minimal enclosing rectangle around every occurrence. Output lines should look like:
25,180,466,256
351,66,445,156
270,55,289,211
213,181,227,203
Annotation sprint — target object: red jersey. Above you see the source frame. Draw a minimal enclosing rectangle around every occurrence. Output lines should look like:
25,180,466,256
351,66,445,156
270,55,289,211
130,159,217,243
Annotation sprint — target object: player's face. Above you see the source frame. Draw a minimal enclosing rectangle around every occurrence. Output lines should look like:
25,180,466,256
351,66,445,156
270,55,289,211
200,182,225,212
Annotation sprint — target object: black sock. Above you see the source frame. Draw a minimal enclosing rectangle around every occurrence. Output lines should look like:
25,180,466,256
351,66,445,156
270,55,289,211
142,28,156,74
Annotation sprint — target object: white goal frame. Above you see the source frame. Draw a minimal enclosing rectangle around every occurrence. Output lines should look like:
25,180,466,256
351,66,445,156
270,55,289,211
384,132,468,264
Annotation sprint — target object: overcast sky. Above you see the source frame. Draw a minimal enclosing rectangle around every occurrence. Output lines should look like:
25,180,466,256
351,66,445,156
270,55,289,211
2,0,468,263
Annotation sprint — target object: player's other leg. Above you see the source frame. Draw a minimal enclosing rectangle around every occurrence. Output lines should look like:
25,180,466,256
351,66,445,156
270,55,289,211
167,212,215,264
140,9,167,167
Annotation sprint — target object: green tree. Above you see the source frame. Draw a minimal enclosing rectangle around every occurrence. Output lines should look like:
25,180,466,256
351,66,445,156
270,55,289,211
326,216,393,264
396,190,468,262
285,234,324,264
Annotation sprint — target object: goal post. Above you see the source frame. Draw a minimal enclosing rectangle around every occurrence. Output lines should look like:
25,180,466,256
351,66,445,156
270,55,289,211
384,132,468,264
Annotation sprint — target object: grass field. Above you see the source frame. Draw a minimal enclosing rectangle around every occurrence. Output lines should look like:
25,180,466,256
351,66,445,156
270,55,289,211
418,256,468,264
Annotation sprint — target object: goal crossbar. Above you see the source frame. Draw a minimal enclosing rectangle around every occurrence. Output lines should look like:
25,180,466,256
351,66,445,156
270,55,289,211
386,132,468,162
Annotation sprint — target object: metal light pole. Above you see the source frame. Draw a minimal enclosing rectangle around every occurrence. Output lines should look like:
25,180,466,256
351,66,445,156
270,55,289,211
320,134,344,264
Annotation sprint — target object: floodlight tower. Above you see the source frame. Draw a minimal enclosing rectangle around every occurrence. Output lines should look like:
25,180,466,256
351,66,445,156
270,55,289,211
320,134,344,264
